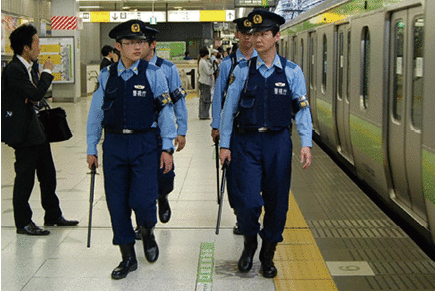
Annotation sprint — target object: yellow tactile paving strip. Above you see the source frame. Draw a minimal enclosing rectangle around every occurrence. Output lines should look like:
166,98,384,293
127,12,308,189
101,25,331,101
273,191,338,290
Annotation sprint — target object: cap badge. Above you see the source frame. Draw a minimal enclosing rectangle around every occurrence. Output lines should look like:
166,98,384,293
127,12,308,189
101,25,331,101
243,19,252,27
253,15,263,24
131,23,140,33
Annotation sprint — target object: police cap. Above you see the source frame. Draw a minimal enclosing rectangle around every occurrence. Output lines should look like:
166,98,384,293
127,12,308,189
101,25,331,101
247,10,285,32
109,20,147,40
232,17,252,34
143,26,160,41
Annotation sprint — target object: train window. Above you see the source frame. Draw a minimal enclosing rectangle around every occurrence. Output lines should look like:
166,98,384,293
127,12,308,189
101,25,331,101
392,21,404,120
285,41,288,59
346,30,351,102
322,34,327,93
293,36,297,62
338,32,344,100
412,17,424,129
300,39,304,70
361,26,370,109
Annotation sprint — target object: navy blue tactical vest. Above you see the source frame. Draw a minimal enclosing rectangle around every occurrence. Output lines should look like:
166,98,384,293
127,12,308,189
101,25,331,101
102,60,155,130
237,56,292,130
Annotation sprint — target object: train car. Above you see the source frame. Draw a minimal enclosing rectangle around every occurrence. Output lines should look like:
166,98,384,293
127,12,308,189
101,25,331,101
278,0,435,248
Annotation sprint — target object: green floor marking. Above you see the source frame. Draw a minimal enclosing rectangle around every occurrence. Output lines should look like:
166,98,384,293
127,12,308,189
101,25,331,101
195,242,215,291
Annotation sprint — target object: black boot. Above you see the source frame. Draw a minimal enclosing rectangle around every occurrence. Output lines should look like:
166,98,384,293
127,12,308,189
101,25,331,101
140,227,159,262
259,241,278,278
238,235,258,272
158,194,171,223
111,243,138,280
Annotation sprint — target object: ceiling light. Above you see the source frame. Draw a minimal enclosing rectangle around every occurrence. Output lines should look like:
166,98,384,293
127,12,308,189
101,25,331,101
79,6,100,9
174,6,182,9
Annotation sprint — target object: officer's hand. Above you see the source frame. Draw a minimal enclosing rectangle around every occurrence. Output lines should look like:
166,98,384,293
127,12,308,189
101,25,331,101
160,152,173,174
219,148,231,165
43,59,55,71
300,147,312,169
211,128,220,143
87,155,98,170
174,135,186,152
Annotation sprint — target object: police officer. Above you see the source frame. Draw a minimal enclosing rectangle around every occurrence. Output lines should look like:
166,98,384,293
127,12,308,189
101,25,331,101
131,27,188,236
86,20,176,280
219,10,313,278
210,17,258,235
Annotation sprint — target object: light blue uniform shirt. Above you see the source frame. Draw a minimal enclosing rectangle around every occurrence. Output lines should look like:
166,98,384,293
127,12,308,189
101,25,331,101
150,54,188,136
211,48,257,129
219,53,313,149
87,59,177,155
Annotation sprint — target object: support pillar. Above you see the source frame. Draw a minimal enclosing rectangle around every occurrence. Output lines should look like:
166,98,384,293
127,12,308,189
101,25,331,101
51,0,81,102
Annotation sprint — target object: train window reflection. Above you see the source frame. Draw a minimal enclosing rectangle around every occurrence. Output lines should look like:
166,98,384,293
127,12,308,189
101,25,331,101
412,17,424,129
361,26,370,109
309,35,314,90
346,30,351,102
393,21,404,120
322,34,327,93
338,32,344,100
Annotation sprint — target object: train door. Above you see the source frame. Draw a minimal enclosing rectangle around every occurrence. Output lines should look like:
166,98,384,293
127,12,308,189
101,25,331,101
308,31,319,133
388,7,427,221
335,24,354,163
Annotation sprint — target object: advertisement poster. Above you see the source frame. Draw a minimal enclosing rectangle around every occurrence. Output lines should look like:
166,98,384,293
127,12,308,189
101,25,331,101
39,37,74,83
2,14,21,55
156,42,186,60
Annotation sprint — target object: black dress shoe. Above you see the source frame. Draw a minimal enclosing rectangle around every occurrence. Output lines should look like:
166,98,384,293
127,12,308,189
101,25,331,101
44,216,79,226
158,195,171,223
17,222,50,236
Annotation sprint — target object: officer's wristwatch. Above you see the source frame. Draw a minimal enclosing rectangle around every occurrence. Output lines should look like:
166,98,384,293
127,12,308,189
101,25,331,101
162,149,174,155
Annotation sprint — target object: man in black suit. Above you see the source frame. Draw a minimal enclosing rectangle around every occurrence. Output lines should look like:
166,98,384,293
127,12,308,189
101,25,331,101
1,24,78,236
100,45,113,70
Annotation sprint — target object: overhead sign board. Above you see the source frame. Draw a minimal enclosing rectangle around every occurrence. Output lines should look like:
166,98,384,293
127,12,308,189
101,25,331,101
79,11,166,23
234,0,276,7
79,10,235,23
200,10,226,22
168,10,200,22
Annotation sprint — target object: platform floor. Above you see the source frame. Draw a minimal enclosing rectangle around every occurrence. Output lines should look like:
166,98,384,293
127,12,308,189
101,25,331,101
2,96,435,290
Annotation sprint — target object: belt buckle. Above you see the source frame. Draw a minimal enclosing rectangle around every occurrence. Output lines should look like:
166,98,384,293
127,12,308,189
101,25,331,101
122,129,133,134
258,127,268,132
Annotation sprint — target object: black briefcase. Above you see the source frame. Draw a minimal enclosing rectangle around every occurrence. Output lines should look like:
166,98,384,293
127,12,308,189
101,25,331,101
38,100,73,143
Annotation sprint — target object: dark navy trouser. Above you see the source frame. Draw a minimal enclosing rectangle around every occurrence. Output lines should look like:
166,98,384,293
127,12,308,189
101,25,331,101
103,131,159,245
231,129,292,243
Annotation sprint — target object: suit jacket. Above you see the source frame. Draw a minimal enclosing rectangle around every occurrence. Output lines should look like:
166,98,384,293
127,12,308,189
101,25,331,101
1,55,54,148
100,57,112,70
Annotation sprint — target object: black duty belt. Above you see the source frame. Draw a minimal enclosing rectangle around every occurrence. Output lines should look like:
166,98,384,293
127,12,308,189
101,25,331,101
236,126,291,134
105,128,154,134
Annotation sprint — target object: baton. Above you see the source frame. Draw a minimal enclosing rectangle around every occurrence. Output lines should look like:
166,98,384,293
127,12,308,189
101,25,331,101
215,159,229,235
214,141,220,204
87,164,97,248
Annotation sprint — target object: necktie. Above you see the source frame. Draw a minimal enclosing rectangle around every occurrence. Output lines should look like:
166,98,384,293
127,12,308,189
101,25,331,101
31,62,39,85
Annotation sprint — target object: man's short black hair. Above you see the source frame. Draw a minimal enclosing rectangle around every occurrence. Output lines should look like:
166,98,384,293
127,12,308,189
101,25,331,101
101,45,113,57
9,24,37,56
